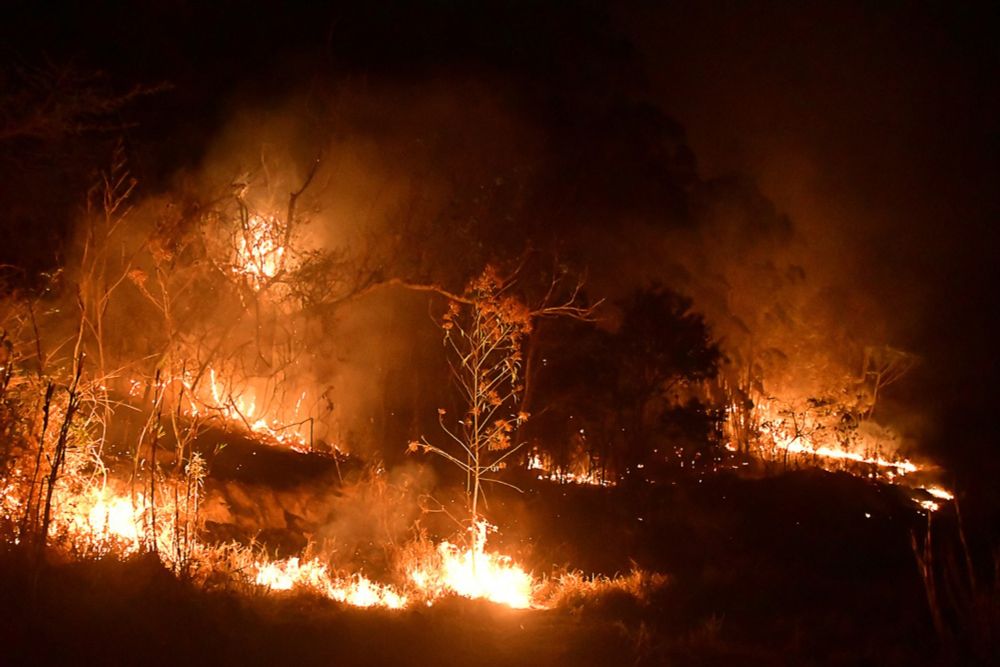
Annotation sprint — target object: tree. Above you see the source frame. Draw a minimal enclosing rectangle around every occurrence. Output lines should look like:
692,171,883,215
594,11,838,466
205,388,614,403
519,318,619,482
611,286,720,476
412,267,532,523
861,345,917,419
412,264,595,522
505,285,720,483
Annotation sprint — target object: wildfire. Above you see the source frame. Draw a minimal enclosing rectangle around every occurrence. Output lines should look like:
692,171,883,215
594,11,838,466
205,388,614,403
408,519,536,609
172,366,313,451
251,520,540,609
77,488,142,546
249,520,539,609
0,478,179,558
910,485,955,513
3,469,542,609
749,401,922,477
254,557,408,609
917,499,940,513
923,485,954,501
233,214,285,289
771,437,918,475
527,452,614,488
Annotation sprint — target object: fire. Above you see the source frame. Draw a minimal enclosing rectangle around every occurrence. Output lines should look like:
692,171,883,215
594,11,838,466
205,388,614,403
924,485,954,501
0,481,176,557
252,520,537,609
408,519,536,609
81,488,142,545
527,452,614,488
910,485,955,513
233,214,285,289
254,557,408,609
0,435,657,614
175,366,313,451
749,400,922,477
772,437,918,475
917,499,939,512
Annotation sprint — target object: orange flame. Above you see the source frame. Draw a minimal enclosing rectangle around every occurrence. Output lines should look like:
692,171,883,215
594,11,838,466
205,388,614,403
233,214,285,289
254,557,408,609
408,520,536,609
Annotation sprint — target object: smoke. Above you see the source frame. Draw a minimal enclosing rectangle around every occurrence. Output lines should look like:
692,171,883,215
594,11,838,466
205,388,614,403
618,2,998,474
11,1,992,484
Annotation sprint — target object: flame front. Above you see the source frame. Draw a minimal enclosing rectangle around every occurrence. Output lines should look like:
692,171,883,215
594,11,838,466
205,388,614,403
254,557,408,609
253,520,535,609
409,520,536,609
748,400,922,477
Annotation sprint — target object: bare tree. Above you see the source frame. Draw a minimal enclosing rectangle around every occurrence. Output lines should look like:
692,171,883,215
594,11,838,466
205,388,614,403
413,265,596,524
0,61,166,143
862,345,917,419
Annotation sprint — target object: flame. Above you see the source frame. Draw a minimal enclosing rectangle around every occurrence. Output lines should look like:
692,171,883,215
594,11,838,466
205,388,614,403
84,489,141,544
918,499,939,512
408,520,536,609
750,401,922,477
254,557,408,609
923,485,953,501
774,437,918,474
233,214,285,289
252,521,537,609
0,480,181,558
0,466,662,612
528,452,613,488
910,485,954,513
174,367,313,451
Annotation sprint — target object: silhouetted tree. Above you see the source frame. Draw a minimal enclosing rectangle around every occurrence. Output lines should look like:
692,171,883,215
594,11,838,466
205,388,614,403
527,286,720,481
613,286,720,476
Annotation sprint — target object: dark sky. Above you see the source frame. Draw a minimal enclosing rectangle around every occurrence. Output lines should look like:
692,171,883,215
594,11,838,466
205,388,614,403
2,0,997,486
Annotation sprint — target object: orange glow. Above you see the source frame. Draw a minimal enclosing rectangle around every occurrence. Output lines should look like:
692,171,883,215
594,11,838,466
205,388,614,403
923,485,953,501
252,520,538,609
233,214,285,289
408,520,536,609
254,557,408,609
179,367,313,451
773,437,918,474
750,401,922,476
527,452,614,488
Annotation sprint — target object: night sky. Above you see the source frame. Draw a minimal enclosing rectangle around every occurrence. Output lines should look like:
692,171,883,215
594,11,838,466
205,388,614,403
2,1,998,491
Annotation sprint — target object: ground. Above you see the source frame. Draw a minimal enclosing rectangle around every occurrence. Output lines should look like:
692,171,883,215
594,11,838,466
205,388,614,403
0,470,944,666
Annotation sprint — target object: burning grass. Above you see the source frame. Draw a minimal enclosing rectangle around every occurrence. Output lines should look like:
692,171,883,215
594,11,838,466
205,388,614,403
0,145,969,665
0,443,654,612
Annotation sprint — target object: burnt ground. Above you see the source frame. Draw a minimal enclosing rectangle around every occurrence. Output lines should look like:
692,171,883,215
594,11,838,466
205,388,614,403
0,462,977,666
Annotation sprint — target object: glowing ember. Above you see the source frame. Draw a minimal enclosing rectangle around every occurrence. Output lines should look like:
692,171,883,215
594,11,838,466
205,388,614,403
408,520,536,609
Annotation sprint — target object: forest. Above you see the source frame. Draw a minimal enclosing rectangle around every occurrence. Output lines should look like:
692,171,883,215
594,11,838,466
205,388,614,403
1,2,997,665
